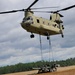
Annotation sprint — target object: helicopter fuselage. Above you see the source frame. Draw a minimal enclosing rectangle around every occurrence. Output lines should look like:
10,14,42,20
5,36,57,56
21,11,64,36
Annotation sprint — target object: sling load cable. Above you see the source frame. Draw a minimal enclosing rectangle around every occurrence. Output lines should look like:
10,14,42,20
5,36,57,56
39,34,43,62
48,36,54,63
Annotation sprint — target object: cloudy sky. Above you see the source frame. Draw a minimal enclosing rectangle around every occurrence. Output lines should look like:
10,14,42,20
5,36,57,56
0,0,75,67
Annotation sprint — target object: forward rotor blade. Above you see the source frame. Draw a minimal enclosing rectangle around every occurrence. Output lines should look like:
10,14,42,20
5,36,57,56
27,0,39,10
0,9,25,14
56,5,75,12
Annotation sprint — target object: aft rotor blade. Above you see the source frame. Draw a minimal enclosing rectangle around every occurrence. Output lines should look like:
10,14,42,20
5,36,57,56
27,0,39,10
0,9,25,14
33,5,75,13
56,5,75,12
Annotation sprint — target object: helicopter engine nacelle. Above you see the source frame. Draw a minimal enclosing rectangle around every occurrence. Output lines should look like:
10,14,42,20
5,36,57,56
50,13,63,24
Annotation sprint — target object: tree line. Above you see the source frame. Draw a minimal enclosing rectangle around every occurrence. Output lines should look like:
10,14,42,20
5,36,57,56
0,58,75,74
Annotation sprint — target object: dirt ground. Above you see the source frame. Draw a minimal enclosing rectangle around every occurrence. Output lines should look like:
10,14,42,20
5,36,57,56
3,66,75,75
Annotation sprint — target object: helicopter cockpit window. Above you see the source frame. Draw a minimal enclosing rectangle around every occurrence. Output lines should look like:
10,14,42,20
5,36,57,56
26,16,33,21
23,16,33,23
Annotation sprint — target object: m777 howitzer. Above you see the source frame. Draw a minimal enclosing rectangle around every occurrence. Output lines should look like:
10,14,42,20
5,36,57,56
33,63,60,73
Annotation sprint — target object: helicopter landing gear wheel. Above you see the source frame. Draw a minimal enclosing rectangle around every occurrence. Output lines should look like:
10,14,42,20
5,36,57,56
61,34,64,38
47,36,50,40
46,32,50,40
30,34,34,38
60,30,64,38
59,26,64,38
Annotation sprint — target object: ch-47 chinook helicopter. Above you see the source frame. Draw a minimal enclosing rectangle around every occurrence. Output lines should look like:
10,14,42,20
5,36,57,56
0,0,75,73
0,0,75,39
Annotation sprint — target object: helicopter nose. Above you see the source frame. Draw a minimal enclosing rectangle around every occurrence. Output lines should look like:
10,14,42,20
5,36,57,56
21,21,29,27
25,20,33,26
25,22,31,26
21,20,33,28
26,20,32,23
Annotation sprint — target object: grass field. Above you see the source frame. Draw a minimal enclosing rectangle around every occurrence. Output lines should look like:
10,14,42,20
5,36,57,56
3,66,75,75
